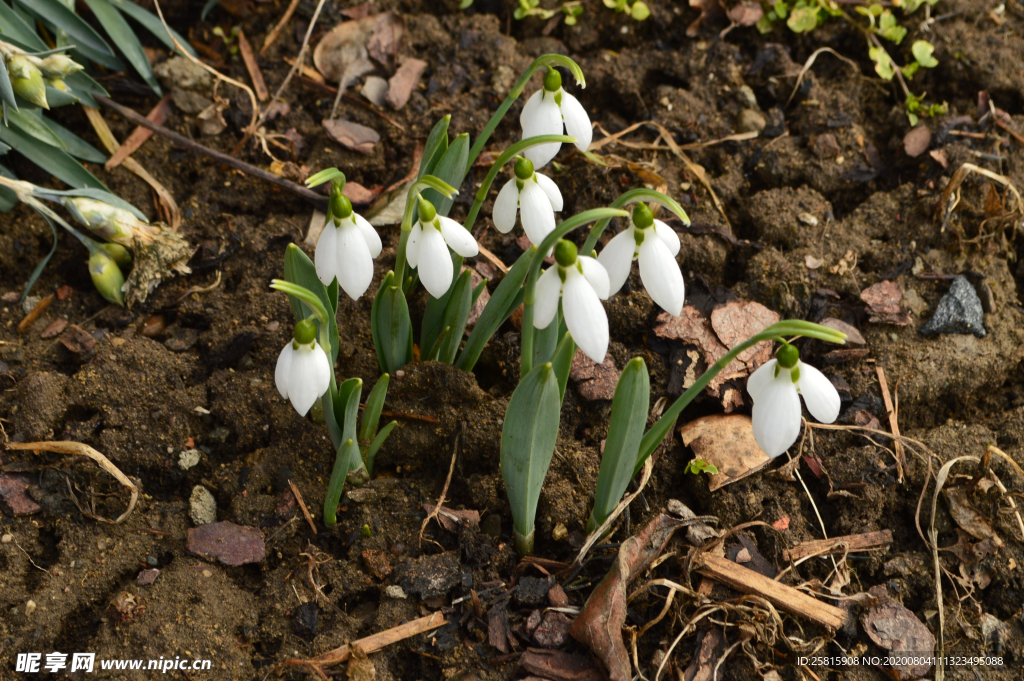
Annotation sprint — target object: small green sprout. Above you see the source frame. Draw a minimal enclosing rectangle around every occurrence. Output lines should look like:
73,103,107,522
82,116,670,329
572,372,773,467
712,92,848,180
603,0,650,21
685,459,719,476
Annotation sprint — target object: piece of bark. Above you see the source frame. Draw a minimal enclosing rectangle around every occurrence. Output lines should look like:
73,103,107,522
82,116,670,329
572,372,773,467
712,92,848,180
695,554,847,630
107,96,172,170
386,58,427,110
40,318,68,339
519,649,605,681
783,530,893,561
17,294,53,334
860,281,911,326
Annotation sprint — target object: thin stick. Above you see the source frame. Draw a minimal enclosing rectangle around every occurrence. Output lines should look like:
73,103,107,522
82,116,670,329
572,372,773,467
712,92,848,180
259,0,329,129
105,95,172,170
782,530,893,562
288,480,317,535
94,95,328,211
420,427,461,548
261,0,302,54
237,30,268,101
281,611,446,671
875,366,905,481
8,441,138,524
573,456,654,567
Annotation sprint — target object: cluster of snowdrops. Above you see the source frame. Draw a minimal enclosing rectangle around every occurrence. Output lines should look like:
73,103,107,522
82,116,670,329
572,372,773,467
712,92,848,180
271,55,847,554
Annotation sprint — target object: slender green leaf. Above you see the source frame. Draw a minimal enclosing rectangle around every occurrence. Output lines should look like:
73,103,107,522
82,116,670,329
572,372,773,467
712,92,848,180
7,109,65,150
68,43,125,72
327,278,339,314
550,331,575,400
108,0,196,57
471,278,486,305
360,373,390,444
587,357,649,532
456,250,531,371
43,85,79,108
0,163,19,212
422,132,468,216
0,122,105,189
283,243,339,363
420,252,462,353
0,2,47,48
65,71,108,108
500,362,562,555
82,0,162,94
418,115,450,179
43,117,105,162
425,326,448,361
20,211,60,298
201,0,221,20
15,0,117,59
371,275,413,374
365,420,397,474
437,268,474,364
336,377,362,444
0,59,17,113
35,186,146,220
324,438,359,525
532,312,560,369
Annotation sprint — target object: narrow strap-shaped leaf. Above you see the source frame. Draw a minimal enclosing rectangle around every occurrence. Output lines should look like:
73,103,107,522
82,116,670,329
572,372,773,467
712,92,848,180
65,71,108,109
588,357,649,533
425,326,448,362
418,115,449,179
43,117,105,162
0,2,47,48
420,252,462,353
283,243,340,363
336,377,363,445
371,277,413,374
0,122,106,189
324,438,359,526
532,314,560,369
422,132,468,217
43,85,79,108
20,210,60,298
500,362,562,554
456,249,531,371
471,278,486,305
438,268,474,364
15,0,117,59
81,0,162,95
108,0,196,57
364,420,397,475
7,109,65,150
201,0,221,20
0,163,17,212
550,331,576,401
0,59,18,113
360,373,390,444
68,43,125,72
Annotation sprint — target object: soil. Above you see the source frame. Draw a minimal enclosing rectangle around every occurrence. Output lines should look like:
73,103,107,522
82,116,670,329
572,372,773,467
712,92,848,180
3,0,1024,679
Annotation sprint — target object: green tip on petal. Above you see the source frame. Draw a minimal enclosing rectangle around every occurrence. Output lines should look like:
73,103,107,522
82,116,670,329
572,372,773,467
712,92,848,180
514,156,535,180
632,203,654,230
776,343,799,369
293,318,317,345
554,239,578,268
330,182,353,220
417,196,437,223
543,67,562,93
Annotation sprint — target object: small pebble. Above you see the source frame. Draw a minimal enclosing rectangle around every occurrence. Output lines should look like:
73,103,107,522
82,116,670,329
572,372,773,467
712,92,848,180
920,276,986,338
179,449,202,470
25,600,36,615
1,533,12,543
202,569,212,578
384,585,407,599
551,523,568,541
189,485,217,525
141,315,166,337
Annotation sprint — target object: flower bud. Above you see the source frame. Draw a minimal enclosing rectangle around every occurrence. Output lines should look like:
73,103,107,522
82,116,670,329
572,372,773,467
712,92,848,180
330,181,353,221
39,54,83,78
65,197,140,246
88,250,126,306
293,318,317,345
48,78,69,93
7,56,48,109
554,239,578,267
776,343,799,369
417,196,437,223
543,67,562,93
513,156,535,181
100,242,133,269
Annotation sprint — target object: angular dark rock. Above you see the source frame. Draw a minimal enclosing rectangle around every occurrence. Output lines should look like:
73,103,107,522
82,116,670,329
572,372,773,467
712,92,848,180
920,276,986,338
293,601,319,637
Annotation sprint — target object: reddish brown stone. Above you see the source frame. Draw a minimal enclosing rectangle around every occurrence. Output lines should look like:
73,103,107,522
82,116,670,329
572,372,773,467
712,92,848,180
186,521,265,566
40,318,68,339
0,474,41,516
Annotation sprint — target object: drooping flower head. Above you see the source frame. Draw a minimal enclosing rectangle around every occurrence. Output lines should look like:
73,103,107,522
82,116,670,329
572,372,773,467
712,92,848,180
315,183,382,300
598,203,685,317
534,240,610,363
493,157,563,245
520,68,592,168
275,318,331,417
747,344,841,458
406,196,479,299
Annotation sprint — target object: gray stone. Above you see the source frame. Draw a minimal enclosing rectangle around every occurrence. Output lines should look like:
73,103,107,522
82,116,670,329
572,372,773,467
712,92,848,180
361,76,388,107
189,485,217,525
763,108,786,138
919,276,986,338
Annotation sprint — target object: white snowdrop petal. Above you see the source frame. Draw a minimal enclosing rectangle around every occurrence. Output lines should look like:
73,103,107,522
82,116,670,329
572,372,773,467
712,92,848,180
493,179,520,233
796,362,841,424
519,90,545,130
746,359,777,402
578,256,610,300
597,228,637,296
653,219,681,256
438,216,479,257
534,173,563,211
533,266,562,330
562,268,608,363
559,91,593,152
312,342,332,398
417,225,455,298
522,94,564,167
405,223,422,269
275,343,294,400
638,236,685,316
288,345,323,417
353,213,382,258
314,223,339,286
519,181,556,245
335,221,374,301
751,376,802,458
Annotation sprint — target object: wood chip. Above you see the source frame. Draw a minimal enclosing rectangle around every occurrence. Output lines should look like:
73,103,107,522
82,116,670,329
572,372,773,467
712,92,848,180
186,521,266,566
17,294,53,334
323,118,380,154
40,318,68,339
860,280,911,326
783,529,893,561
862,585,935,678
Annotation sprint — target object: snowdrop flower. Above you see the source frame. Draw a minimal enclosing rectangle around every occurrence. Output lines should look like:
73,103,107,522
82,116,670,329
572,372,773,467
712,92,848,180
598,203,685,317
275,318,331,417
492,157,562,245
519,68,592,168
747,344,841,458
406,197,479,298
315,184,382,300
534,240,610,363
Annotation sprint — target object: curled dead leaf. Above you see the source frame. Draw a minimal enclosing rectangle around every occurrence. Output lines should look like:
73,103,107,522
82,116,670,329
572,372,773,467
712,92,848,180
679,414,771,491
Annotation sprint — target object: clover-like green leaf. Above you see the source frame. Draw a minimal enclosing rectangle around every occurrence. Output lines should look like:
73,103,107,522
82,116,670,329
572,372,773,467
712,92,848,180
912,40,938,68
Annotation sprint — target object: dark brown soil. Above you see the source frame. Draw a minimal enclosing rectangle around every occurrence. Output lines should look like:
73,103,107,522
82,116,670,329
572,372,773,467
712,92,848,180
3,0,1024,679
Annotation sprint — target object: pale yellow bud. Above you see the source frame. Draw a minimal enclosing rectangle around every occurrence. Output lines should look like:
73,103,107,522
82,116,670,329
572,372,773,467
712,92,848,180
7,55,48,109
39,54,83,78
88,250,126,306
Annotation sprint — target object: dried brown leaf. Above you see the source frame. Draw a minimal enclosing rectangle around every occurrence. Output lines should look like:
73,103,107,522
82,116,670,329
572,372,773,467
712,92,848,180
386,58,428,110
679,414,771,491
323,118,380,154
